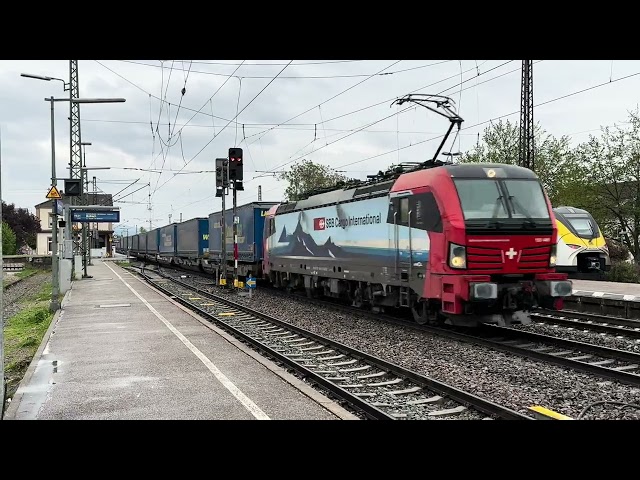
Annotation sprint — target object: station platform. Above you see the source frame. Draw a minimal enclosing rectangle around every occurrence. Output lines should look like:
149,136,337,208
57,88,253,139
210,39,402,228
570,279,640,302
4,259,357,420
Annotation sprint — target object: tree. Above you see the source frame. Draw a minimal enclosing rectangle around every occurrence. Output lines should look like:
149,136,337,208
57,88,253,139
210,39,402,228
459,120,581,205
2,221,17,255
572,109,640,262
139,226,147,233
278,159,349,201
1,201,41,250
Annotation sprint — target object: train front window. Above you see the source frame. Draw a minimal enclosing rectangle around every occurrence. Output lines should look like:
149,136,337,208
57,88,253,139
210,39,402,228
567,217,594,236
453,179,550,220
502,180,551,219
453,179,509,219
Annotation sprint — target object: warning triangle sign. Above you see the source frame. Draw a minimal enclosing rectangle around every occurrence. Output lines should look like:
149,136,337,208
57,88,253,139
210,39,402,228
46,185,62,199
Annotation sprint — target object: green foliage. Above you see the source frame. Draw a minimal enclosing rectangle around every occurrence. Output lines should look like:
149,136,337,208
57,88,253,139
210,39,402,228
572,108,640,261
606,238,630,262
2,221,17,255
1,201,41,249
278,159,349,201
604,260,640,283
139,226,147,233
459,120,581,205
4,280,55,400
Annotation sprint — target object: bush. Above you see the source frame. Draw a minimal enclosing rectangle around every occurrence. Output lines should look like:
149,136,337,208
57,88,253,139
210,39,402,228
2,221,17,255
604,260,640,283
606,238,631,262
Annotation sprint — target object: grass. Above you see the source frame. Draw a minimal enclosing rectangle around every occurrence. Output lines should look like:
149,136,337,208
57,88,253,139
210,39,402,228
115,260,131,267
3,279,58,401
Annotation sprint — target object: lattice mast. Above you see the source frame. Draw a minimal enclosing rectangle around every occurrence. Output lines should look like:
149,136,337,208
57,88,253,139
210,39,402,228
518,60,534,171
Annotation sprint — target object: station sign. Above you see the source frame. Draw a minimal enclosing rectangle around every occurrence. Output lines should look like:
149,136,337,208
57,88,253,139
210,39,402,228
71,209,120,223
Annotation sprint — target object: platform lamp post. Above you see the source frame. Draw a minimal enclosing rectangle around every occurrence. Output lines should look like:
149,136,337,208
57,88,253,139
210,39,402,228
80,141,91,276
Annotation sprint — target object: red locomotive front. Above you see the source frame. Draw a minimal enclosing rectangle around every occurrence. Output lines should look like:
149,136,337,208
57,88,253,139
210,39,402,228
395,163,573,327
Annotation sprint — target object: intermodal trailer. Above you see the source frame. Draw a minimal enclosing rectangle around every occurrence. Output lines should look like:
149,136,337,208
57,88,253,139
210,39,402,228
158,223,178,264
146,228,160,261
205,201,276,279
131,234,140,256
175,217,209,270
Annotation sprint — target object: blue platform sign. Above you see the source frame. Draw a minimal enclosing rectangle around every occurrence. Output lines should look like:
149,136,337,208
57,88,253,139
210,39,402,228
246,276,256,289
71,210,120,223
54,200,64,216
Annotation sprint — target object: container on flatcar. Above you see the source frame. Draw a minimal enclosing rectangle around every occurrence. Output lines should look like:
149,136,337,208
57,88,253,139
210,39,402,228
176,218,209,258
209,202,276,263
159,223,178,263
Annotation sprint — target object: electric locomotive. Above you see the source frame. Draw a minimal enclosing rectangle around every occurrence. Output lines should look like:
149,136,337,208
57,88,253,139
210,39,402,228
262,161,573,327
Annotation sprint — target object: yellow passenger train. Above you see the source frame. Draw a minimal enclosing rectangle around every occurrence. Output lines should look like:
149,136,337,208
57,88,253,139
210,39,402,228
553,206,610,278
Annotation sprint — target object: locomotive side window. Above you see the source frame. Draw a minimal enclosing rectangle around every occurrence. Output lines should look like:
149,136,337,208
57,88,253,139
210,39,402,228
411,192,443,232
400,198,409,224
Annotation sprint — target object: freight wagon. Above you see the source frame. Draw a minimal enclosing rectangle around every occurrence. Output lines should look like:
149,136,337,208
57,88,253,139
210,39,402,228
158,223,178,265
203,201,276,280
145,228,160,261
174,218,209,271
130,234,140,256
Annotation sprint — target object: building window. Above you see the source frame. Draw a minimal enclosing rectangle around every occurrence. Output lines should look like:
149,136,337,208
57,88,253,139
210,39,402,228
48,215,53,229
47,237,53,253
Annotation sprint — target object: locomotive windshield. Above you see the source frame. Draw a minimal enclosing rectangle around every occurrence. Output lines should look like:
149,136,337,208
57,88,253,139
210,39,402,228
454,178,551,221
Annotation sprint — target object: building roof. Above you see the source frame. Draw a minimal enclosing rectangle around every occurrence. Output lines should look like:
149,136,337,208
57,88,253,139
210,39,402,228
35,193,113,210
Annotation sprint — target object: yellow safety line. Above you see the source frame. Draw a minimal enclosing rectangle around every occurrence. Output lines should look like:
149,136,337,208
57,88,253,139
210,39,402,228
528,405,573,420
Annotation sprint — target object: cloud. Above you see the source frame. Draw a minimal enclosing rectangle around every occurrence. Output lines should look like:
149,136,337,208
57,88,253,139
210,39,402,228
2,59,640,232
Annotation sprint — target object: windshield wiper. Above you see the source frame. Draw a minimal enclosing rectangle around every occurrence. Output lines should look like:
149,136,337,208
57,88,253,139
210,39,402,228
508,195,537,228
491,195,507,219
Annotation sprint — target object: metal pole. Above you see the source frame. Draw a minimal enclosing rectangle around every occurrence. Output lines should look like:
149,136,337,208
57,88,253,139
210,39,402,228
48,97,61,312
1,124,5,416
258,185,262,201
81,147,90,277
233,184,238,289
180,213,182,223
220,161,227,287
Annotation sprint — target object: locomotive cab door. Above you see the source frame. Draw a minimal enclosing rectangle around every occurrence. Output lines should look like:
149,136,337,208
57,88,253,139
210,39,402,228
390,192,412,283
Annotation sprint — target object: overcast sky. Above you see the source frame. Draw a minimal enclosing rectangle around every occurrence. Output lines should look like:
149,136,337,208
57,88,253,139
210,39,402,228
1,59,639,235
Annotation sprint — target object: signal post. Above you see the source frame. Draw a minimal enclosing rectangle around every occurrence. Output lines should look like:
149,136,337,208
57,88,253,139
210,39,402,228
215,157,229,287
215,148,244,290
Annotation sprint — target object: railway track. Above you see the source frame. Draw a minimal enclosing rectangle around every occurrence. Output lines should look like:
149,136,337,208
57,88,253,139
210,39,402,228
126,265,530,421
143,263,640,388
532,309,640,339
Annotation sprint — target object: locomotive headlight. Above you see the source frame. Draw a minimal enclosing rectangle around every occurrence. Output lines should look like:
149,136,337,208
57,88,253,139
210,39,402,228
549,244,557,267
449,243,467,269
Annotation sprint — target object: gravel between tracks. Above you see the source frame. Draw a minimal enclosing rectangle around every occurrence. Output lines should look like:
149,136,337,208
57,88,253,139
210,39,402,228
171,273,640,420
3,272,50,318
513,322,640,353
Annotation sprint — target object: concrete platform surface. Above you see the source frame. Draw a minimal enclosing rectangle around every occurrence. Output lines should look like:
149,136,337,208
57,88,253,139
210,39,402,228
4,260,357,420
571,279,640,302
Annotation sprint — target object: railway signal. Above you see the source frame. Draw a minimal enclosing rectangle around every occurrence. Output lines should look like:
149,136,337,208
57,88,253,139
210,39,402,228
215,158,229,198
228,147,244,191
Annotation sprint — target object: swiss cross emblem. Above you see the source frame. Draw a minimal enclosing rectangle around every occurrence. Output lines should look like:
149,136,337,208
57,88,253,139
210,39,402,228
313,217,326,230
505,247,518,260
